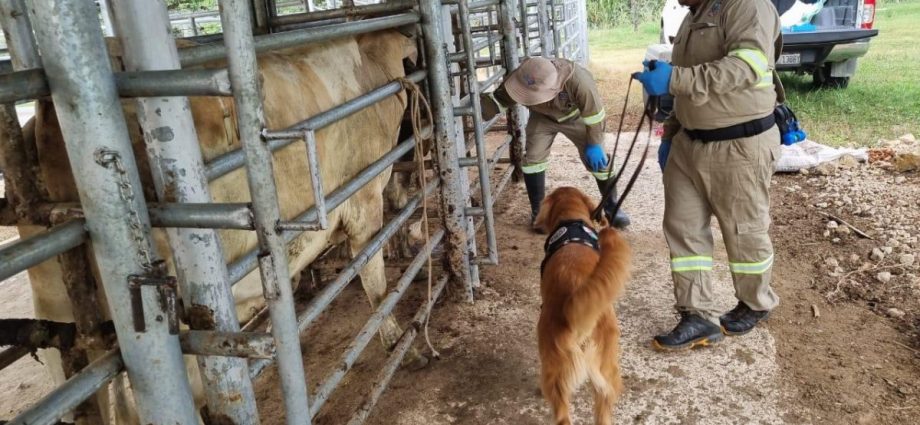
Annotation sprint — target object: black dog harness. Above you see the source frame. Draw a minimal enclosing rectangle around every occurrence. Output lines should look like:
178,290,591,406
541,220,600,276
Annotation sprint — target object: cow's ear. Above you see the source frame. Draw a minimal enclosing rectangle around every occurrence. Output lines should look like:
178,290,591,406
402,34,419,66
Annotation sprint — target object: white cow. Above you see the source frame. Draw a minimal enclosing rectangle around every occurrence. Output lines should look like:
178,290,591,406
15,30,420,423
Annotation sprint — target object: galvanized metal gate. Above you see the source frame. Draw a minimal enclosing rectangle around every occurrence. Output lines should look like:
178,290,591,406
0,0,589,423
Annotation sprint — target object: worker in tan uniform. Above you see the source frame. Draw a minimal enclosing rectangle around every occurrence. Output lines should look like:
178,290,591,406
480,56,631,230
633,0,783,350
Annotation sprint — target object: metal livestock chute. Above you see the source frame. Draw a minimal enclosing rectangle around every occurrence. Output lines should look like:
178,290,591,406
0,0,589,423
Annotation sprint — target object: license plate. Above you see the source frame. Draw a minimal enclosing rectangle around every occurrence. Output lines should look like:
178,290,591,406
777,53,801,66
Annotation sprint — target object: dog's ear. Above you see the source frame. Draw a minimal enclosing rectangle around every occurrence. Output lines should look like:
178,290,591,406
580,191,599,215
533,195,554,232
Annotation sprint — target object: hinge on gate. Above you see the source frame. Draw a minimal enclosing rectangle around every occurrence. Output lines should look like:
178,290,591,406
128,260,179,335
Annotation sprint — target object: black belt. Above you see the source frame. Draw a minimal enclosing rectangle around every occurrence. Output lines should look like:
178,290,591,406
684,114,776,143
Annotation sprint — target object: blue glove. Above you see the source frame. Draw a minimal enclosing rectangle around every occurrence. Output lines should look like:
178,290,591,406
633,60,673,97
584,144,608,172
658,139,671,171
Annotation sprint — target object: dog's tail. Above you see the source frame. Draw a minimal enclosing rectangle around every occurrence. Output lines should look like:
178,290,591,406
563,228,631,337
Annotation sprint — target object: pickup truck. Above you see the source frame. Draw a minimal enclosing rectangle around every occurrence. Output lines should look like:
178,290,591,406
660,0,880,88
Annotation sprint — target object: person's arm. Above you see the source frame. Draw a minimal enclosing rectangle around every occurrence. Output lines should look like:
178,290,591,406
662,113,682,141
479,83,517,121
569,66,606,147
669,0,778,105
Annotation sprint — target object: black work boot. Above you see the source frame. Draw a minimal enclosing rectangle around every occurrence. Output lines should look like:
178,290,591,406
595,179,631,229
652,313,724,352
523,171,546,233
720,302,771,336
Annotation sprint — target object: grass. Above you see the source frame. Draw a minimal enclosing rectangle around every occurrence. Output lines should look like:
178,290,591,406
588,0,920,147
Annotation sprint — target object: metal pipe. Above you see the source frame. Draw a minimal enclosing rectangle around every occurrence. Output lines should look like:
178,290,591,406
498,0,526,182
217,1,312,423
550,0,561,56
29,1,200,422
535,0,551,56
345,274,449,425
458,0,498,265
108,0,260,421
0,220,86,282
147,202,254,229
0,68,234,103
179,330,275,359
248,181,439,379
5,350,124,425
271,0,415,26
310,229,446,415
212,70,425,180
262,70,425,139
478,67,505,91
0,346,28,371
180,13,420,67
419,0,475,301
227,134,419,285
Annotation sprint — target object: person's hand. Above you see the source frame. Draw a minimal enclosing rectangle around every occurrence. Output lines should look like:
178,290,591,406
633,60,673,97
658,139,671,171
584,144,608,172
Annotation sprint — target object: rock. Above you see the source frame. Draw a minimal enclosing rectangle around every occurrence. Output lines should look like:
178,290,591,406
816,202,829,209
799,168,810,175
870,248,885,261
886,307,906,319
826,221,839,230
813,162,838,176
785,186,797,193
849,254,861,264
895,176,908,184
825,257,839,268
837,154,860,169
900,254,916,267
900,133,916,144
837,226,851,236
882,246,894,255
876,271,892,283
823,230,831,237
894,153,920,173
832,238,842,244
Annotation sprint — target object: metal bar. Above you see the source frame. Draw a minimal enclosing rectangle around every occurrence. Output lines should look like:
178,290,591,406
0,68,234,104
420,0,475,301
248,181,438,379
271,0,415,26
535,0,551,56
458,0,498,264
0,220,86,282
0,346,28,371
180,13,420,67
550,0,561,56
5,350,124,425
28,1,200,422
263,70,425,139
498,0,526,181
147,202,254,229
345,274,449,425
478,67,505,91
217,1,312,423
109,0,260,421
310,229,446,416
179,330,275,359
212,70,425,180
304,129,327,229
227,134,420,285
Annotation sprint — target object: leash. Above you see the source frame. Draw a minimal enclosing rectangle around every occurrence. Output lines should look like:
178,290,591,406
397,77,441,360
591,75,657,224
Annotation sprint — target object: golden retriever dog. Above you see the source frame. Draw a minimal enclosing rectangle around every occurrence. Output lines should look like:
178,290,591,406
533,187,631,425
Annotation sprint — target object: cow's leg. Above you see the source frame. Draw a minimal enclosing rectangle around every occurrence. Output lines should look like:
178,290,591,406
341,197,428,369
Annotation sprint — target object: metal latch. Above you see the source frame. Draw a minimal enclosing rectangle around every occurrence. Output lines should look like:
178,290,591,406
128,260,179,334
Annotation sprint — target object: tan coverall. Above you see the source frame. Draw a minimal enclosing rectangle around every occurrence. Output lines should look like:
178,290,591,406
489,59,611,180
663,0,784,323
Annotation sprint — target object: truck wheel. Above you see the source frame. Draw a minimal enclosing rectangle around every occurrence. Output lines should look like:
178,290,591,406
813,64,850,89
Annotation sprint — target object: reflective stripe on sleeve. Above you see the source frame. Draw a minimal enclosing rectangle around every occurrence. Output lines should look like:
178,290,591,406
728,48,773,89
557,108,580,122
582,108,606,126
